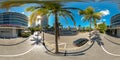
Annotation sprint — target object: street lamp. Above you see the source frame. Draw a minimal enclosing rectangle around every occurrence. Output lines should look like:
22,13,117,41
42,28,45,43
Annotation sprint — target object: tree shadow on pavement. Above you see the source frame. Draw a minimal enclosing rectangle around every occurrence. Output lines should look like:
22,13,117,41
104,36,120,45
45,40,95,56
43,38,95,56
62,41,94,56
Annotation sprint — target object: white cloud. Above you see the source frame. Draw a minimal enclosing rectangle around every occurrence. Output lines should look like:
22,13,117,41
102,19,106,22
22,12,24,14
100,9,110,16
97,19,106,25
81,17,84,21
97,22,103,25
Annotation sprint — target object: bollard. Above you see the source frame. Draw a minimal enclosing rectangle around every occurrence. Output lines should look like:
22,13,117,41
64,50,67,56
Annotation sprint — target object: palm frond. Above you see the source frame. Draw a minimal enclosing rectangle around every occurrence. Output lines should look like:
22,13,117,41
84,15,91,21
29,7,49,25
86,6,94,15
79,10,86,15
29,12,37,25
0,1,45,4
93,12,102,20
62,10,76,26
47,11,52,18
62,7,82,11
42,2,62,10
61,9,75,16
60,14,69,24
26,6,37,12
0,1,24,8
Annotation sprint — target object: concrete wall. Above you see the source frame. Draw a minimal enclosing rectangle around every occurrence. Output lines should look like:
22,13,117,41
117,29,120,37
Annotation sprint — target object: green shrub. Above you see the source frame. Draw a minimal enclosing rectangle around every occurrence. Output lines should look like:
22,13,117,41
21,32,31,37
99,29,104,33
28,27,41,34
97,22,107,33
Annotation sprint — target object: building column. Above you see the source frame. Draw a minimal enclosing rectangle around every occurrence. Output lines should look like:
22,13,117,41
12,28,14,38
12,28,17,38
117,29,120,37
112,29,114,35
115,29,116,36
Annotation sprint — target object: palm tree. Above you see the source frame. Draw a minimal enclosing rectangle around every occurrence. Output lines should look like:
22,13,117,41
26,2,80,53
0,0,45,12
79,6,102,30
0,1,24,12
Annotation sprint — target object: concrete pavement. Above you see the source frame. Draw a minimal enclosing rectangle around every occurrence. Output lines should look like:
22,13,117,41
0,33,120,60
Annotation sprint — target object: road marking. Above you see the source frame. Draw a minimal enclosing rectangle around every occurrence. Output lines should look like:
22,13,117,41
101,45,120,56
100,35,120,56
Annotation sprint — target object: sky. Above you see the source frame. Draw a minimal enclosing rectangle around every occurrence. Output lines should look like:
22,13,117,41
0,1,120,28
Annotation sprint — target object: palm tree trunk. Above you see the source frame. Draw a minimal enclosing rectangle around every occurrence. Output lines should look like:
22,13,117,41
90,19,92,31
89,19,92,40
94,19,97,29
54,12,59,53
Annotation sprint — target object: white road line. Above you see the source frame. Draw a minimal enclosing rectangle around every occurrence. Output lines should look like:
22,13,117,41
0,45,36,57
101,45,120,56
100,35,120,56
0,34,42,57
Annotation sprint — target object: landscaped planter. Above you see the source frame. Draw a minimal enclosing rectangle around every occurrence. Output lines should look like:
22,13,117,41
73,38,88,47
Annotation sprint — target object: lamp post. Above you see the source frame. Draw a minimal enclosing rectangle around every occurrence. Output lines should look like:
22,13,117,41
42,28,45,43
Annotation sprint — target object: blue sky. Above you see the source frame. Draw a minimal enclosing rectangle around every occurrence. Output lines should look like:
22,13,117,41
0,1,120,28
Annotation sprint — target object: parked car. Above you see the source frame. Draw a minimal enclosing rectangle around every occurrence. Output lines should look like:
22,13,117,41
73,38,88,47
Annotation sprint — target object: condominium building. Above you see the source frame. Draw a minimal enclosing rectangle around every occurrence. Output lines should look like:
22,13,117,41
109,13,120,37
36,15,48,28
0,12,28,38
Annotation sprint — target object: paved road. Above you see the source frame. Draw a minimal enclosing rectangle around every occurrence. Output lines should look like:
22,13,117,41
0,33,120,60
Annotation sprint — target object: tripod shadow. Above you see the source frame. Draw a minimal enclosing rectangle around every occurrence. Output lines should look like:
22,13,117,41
90,33,104,46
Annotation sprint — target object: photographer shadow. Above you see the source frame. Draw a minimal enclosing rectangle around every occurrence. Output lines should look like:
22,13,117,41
90,32,104,46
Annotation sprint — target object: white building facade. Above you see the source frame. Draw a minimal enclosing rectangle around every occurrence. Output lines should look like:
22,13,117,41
33,15,48,28
109,13,120,37
0,12,28,38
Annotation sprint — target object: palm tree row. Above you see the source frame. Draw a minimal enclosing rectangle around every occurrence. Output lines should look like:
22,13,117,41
0,1,103,53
